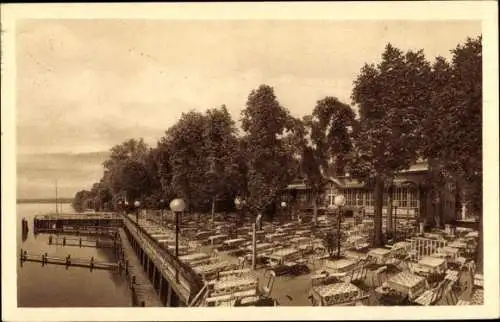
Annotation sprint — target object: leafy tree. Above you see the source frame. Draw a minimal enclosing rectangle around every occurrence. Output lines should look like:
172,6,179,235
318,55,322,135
421,36,482,268
203,105,241,220
103,138,150,171
240,84,296,226
163,111,209,211
109,160,152,204
322,230,346,259
350,44,432,246
72,189,92,212
298,97,356,226
100,138,151,204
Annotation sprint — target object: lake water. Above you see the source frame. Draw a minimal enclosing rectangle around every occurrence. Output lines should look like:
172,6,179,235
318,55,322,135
17,203,132,307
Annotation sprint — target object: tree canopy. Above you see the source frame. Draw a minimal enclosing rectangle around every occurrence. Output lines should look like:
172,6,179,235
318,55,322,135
240,84,296,217
351,43,433,246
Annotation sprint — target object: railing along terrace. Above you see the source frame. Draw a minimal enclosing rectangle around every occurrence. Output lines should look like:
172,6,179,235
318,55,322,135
34,213,121,220
122,215,204,295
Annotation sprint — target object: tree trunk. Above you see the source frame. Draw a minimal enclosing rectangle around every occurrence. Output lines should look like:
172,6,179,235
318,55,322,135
312,191,318,227
476,213,483,273
256,212,263,231
373,175,384,246
337,209,342,258
211,196,216,225
387,186,393,238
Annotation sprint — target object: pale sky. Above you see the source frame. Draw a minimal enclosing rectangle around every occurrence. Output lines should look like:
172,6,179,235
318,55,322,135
15,20,481,198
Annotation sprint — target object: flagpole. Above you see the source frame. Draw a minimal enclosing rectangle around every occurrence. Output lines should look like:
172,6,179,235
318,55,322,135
55,179,59,216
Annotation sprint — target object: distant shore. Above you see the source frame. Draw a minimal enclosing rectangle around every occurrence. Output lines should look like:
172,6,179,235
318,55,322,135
17,198,73,204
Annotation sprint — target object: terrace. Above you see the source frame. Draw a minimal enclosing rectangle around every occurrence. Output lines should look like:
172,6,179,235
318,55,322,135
130,208,481,307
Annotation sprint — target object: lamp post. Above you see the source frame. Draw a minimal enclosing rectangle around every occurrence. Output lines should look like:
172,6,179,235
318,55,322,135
236,196,257,270
134,200,141,227
280,201,287,222
117,200,123,215
334,195,346,259
170,198,186,282
392,200,399,241
160,199,165,227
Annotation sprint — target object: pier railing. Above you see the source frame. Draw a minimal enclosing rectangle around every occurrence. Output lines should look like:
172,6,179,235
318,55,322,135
122,215,204,301
34,213,122,220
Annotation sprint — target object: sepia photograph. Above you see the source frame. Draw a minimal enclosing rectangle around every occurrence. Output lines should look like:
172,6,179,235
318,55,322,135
1,2,499,321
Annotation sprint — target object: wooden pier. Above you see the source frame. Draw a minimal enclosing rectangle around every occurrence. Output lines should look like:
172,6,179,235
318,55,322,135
122,216,203,306
118,228,163,307
48,235,117,249
19,249,120,271
29,212,202,306
33,214,123,234
34,226,118,237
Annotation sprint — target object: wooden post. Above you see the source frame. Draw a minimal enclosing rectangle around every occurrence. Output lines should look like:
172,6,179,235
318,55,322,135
158,276,163,297
79,238,82,247
63,237,66,246
175,211,179,283
251,223,257,270
166,284,172,307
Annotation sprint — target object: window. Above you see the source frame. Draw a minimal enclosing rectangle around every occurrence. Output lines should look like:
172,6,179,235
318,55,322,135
356,191,364,206
393,187,408,208
408,189,418,208
345,189,354,205
365,191,374,206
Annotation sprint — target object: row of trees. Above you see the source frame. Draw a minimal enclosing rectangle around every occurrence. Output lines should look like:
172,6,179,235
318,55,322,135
73,36,482,250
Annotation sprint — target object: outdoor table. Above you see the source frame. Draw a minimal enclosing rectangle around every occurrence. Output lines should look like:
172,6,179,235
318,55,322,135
194,231,212,240
179,252,210,263
424,233,444,240
208,234,229,246
150,232,172,238
156,238,175,245
309,282,367,306
165,244,189,251
435,246,461,262
246,242,273,252
267,248,300,264
344,250,369,261
194,261,230,276
295,230,311,237
265,233,287,242
385,271,427,299
247,231,266,239
465,231,479,239
205,289,257,306
212,276,258,295
368,248,392,264
298,244,313,252
418,256,447,274
289,236,309,245
324,258,357,273
222,238,246,248
448,241,468,249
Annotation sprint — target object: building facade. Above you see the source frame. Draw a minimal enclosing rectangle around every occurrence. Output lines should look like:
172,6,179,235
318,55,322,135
282,160,458,225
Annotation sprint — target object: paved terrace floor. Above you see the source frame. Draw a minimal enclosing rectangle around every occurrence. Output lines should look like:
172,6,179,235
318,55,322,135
130,212,481,306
